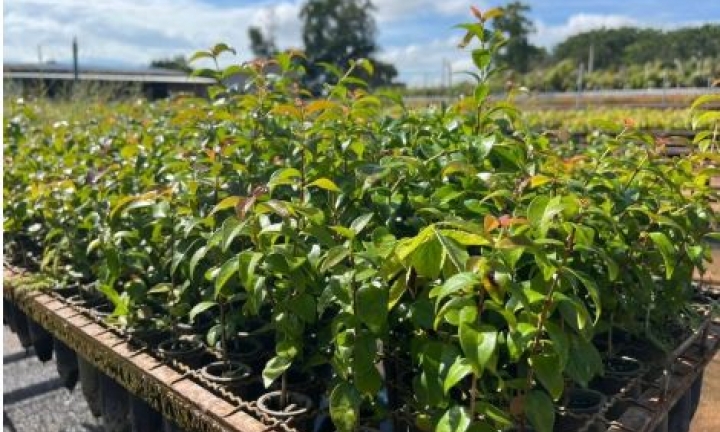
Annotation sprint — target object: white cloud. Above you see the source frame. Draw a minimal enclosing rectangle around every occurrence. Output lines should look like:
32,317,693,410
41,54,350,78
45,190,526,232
3,0,305,65
373,0,482,23
532,13,639,48
4,1,714,88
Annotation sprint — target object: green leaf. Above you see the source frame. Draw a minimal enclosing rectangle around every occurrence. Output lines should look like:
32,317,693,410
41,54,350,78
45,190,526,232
411,235,444,279
649,231,676,279
268,167,302,189
353,333,382,395
215,256,239,298
436,406,471,432
530,352,564,400
472,49,492,70
189,301,217,322
329,382,361,432
350,213,374,236
525,390,555,432
437,229,491,247
331,225,356,240
527,195,549,226
459,323,498,375
262,355,292,388
238,251,262,289
188,50,213,63
429,272,479,305
321,246,350,273
564,335,603,387
561,267,602,323
290,293,316,323
356,283,388,334
210,42,236,56
210,196,240,215
98,283,128,316
444,357,473,395
544,321,569,369
307,177,341,192
691,94,720,112
189,245,208,280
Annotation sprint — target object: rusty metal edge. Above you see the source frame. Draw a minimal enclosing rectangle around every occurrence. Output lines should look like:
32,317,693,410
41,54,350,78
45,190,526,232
7,289,271,432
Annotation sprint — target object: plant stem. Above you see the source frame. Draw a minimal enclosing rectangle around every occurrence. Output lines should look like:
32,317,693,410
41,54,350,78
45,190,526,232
281,371,288,408
524,227,576,394
469,373,478,420
220,300,229,367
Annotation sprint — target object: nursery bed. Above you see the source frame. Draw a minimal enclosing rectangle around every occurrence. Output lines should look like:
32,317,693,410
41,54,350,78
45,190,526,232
4,278,719,432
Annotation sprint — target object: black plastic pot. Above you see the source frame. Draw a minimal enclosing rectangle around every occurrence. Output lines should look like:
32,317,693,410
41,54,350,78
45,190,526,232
556,388,607,432
257,390,314,432
54,337,79,390
668,384,698,432
11,307,34,349
27,318,54,362
78,356,103,418
199,360,258,399
4,298,16,329
126,321,172,349
592,355,644,398
67,292,106,308
158,337,206,368
221,334,267,370
53,284,80,300
100,373,131,432
564,388,606,414
162,418,185,432
130,393,163,432
269,368,325,405
176,312,213,336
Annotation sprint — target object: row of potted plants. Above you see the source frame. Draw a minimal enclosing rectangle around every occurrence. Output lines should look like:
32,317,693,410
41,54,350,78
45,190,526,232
4,9,719,432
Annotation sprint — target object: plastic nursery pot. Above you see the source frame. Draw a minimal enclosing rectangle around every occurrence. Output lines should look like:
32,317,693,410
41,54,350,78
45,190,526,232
221,334,266,370
257,390,314,432
126,320,172,348
53,284,80,300
100,373,131,432
27,317,54,362
199,360,258,400
78,356,103,417
270,368,325,404
176,311,214,336
54,337,79,390
4,298,17,330
162,418,185,432
555,387,608,432
157,337,206,368
564,388,606,414
11,307,34,349
591,355,644,398
130,393,163,432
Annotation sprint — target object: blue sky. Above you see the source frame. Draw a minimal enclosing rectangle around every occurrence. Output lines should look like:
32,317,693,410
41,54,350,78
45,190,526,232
4,1,719,86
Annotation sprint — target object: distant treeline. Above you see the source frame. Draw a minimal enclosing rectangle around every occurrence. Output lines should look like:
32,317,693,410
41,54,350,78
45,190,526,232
408,21,720,94
518,24,720,91
551,25,720,71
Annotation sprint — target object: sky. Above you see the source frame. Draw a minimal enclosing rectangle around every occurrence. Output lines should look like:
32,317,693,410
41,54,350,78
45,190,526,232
3,1,719,87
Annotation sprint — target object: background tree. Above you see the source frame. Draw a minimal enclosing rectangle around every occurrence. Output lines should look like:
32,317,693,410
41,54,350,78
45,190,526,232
248,26,278,59
150,55,192,73
493,1,546,73
300,0,398,90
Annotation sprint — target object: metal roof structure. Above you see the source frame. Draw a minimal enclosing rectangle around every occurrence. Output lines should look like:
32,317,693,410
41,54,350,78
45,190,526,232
3,62,215,85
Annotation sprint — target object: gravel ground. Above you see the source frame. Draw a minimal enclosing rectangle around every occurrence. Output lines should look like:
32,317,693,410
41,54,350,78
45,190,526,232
3,325,102,432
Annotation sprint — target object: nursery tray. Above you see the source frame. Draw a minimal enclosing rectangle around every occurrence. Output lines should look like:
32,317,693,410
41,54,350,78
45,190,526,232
4,280,719,432
3,286,290,432
603,318,720,432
